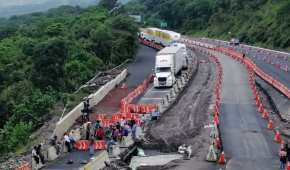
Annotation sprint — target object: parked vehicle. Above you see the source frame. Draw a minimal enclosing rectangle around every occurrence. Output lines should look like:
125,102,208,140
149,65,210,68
230,38,240,46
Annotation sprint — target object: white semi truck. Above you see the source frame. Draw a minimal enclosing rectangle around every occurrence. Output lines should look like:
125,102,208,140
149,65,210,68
153,45,186,87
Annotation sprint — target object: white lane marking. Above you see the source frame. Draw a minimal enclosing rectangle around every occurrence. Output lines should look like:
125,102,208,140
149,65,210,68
148,90,171,93
140,97,163,100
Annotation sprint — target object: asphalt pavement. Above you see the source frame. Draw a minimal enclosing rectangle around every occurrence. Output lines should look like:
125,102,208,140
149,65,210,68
126,44,157,88
194,38,290,89
43,151,100,170
218,52,280,170
235,46,290,89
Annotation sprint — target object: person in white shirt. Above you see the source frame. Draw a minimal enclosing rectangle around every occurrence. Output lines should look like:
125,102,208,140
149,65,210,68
64,133,71,152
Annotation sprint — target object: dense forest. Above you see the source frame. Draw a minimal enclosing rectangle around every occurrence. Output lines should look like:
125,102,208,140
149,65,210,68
0,3,138,155
126,0,290,50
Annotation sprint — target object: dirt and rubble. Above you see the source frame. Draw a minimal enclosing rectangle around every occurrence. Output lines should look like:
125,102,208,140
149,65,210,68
136,50,217,170
256,77,290,141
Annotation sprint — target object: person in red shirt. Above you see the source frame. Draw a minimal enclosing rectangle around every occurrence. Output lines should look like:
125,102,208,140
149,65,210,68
95,127,104,140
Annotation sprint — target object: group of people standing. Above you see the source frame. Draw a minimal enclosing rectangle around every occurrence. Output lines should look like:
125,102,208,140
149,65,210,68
279,143,290,169
32,144,45,169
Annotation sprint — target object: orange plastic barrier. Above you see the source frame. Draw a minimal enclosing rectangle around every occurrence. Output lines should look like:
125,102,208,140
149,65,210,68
94,140,107,150
74,140,107,150
119,74,156,115
15,162,31,170
96,114,106,120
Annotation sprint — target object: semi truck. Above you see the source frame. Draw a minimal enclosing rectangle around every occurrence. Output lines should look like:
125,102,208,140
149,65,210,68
153,45,186,87
139,27,181,47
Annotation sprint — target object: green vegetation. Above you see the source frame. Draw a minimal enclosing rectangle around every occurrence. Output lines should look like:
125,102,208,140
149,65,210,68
127,0,290,50
0,4,138,155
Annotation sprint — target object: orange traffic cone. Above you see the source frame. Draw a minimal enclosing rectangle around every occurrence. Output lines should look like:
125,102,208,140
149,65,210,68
262,110,269,119
218,151,226,164
258,103,264,113
285,161,290,170
274,131,282,143
213,114,219,125
267,120,274,130
255,99,260,107
215,137,221,150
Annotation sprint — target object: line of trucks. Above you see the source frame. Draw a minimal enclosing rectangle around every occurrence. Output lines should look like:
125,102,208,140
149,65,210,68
139,27,187,88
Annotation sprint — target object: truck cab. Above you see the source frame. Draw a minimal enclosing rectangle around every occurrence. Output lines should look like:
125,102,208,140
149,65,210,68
153,46,185,88
154,55,175,87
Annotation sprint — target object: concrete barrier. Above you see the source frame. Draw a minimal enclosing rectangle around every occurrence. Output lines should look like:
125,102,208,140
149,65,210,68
81,151,109,170
53,69,128,139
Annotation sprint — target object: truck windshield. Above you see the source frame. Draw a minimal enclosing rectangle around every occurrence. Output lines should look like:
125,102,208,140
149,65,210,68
156,67,171,73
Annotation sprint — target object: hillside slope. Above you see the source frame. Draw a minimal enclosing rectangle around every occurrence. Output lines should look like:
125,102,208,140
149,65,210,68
127,0,290,50
0,4,138,156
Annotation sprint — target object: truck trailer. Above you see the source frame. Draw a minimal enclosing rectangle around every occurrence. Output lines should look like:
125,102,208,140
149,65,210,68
153,46,186,87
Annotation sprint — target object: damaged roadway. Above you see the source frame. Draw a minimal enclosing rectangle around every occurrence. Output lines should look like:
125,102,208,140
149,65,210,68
140,51,217,170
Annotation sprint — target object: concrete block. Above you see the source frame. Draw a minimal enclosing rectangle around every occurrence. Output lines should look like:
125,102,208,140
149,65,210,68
166,94,172,103
181,76,186,85
112,145,121,157
47,146,58,161
177,79,183,89
173,84,179,94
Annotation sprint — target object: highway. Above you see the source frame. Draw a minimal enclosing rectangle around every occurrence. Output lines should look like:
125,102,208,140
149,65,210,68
126,44,157,88
197,38,290,90
217,51,280,170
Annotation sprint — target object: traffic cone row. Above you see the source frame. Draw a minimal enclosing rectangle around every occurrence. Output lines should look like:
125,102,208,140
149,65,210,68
247,64,284,148
207,54,227,165
192,40,286,167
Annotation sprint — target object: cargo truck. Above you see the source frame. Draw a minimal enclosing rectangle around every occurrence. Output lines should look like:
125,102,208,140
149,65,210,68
153,46,186,87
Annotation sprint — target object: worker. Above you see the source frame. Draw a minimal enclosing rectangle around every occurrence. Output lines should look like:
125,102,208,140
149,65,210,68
95,126,104,140
89,139,95,156
86,123,91,140
32,146,40,167
178,144,187,154
81,101,88,123
36,144,45,164
106,138,116,155
185,145,192,159
64,133,71,152
279,147,287,169
69,131,76,147
285,143,290,161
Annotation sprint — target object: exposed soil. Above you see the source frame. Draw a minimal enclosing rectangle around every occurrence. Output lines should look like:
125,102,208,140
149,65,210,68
256,77,290,140
139,50,217,170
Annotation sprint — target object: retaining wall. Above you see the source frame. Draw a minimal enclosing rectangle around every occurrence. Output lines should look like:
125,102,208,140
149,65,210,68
53,69,128,139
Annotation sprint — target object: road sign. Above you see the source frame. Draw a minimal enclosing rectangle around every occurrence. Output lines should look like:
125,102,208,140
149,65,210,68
160,21,167,28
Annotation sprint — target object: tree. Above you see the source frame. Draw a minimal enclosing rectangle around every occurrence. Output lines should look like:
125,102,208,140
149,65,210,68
99,0,118,10
89,25,113,63
31,38,68,90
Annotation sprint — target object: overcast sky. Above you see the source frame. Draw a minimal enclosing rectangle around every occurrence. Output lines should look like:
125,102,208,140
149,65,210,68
0,0,49,7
